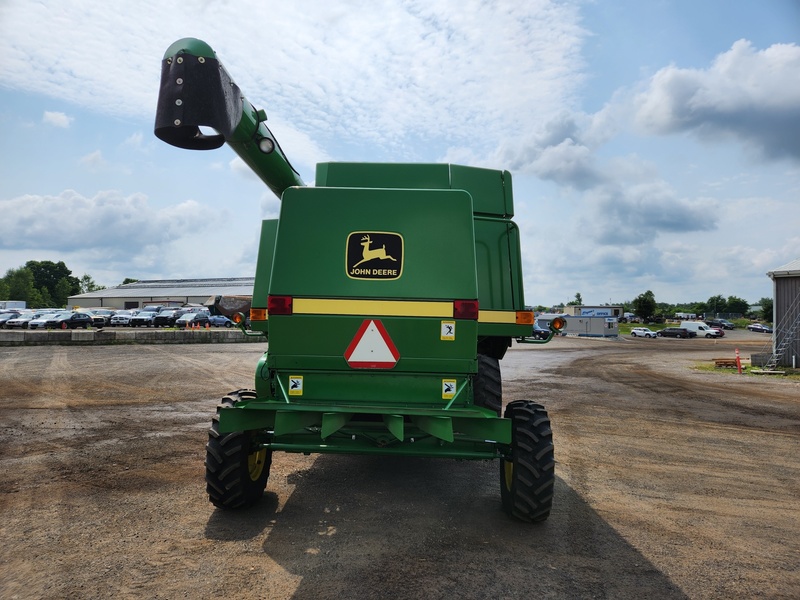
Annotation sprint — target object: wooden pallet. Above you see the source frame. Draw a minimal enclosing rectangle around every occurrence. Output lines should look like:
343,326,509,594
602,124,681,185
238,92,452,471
713,359,739,368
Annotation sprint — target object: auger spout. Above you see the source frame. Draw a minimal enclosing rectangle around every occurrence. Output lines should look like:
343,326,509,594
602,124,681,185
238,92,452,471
154,38,304,198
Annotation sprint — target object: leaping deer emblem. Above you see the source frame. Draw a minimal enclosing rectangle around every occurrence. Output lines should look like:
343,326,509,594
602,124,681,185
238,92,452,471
353,234,397,268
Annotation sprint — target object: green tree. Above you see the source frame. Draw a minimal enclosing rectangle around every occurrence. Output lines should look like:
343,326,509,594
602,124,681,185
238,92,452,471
705,295,727,317
79,274,105,294
0,278,8,300
758,297,773,322
25,260,80,302
54,277,75,308
38,286,54,308
567,292,583,306
121,278,139,285
632,290,657,321
5,267,37,305
726,295,749,316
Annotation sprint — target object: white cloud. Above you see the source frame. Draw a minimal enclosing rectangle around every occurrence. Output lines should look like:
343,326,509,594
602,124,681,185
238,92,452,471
0,189,208,255
79,150,106,170
42,110,73,128
1,3,797,305
0,1,587,166
123,131,144,149
634,40,800,161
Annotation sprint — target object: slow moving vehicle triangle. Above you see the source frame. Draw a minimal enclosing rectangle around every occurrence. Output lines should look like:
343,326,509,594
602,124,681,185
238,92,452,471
344,319,399,369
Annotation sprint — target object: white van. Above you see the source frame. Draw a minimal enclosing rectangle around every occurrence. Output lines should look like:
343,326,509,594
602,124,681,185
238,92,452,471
679,321,722,338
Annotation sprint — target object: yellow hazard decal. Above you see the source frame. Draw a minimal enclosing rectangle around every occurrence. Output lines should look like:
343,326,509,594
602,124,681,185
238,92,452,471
442,379,457,399
288,376,303,396
440,320,455,341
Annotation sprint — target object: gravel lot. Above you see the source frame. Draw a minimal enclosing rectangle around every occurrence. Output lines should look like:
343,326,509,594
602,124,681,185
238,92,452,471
1,334,798,599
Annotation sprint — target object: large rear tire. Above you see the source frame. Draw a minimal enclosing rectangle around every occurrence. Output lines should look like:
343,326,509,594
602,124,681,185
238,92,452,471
500,400,555,522
474,354,502,416
205,389,272,509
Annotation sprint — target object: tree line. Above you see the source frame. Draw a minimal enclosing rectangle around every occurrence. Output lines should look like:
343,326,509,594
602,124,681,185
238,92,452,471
539,291,773,323
0,261,107,309
628,290,772,323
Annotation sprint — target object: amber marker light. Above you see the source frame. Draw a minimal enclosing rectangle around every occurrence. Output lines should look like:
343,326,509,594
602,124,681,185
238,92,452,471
247,309,266,322
516,311,534,325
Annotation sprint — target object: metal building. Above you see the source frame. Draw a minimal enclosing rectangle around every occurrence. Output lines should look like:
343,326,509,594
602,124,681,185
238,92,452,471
68,278,254,310
766,258,800,369
536,312,619,338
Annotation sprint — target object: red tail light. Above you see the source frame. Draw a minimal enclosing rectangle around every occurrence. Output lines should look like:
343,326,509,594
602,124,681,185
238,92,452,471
453,299,479,320
268,295,293,315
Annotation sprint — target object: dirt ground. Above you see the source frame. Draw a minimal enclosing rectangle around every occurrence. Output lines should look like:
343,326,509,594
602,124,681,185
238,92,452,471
1,334,798,599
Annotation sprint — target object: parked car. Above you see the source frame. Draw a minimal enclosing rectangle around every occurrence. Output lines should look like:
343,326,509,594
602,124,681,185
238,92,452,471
4,313,37,329
631,327,656,338
181,305,210,314
28,313,60,330
176,311,211,328
153,308,187,327
0,310,22,329
50,312,94,329
109,310,135,327
88,309,115,327
706,319,735,330
129,310,159,327
209,314,234,328
141,305,166,313
747,323,773,333
656,327,696,338
679,321,723,338
0,311,22,327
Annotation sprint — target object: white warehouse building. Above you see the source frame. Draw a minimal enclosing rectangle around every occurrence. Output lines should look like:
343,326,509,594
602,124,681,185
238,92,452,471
67,278,254,310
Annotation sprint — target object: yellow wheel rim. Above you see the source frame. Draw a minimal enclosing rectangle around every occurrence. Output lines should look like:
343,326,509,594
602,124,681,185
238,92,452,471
248,449,267,481
503,460,514,492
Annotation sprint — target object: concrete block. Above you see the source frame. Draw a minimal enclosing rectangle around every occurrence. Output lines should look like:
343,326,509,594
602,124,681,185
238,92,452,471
0,330,26,342
71,330,95,342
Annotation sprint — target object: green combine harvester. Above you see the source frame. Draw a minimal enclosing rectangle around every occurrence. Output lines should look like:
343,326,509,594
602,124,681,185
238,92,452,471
155,38,564,522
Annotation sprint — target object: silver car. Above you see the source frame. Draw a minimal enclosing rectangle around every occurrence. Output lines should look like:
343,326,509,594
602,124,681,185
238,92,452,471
28,313,59,330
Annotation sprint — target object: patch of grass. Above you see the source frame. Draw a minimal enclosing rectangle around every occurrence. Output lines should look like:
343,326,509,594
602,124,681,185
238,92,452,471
694,361,800,380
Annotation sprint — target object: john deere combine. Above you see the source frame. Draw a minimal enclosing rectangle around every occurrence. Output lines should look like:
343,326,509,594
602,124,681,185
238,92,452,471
155,38,563,522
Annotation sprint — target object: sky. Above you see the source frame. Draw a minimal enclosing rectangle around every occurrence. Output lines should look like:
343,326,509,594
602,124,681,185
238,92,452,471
1,0,798,307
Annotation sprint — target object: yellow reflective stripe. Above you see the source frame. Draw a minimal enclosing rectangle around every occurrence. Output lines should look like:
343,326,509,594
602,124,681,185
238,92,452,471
478,310,517,324
293,298,453,318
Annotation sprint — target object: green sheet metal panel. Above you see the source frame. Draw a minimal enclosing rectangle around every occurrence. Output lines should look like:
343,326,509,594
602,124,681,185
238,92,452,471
266,315,477,374
449,164,514,217
270,187,478,300
315,162,513,218
315,162,451,191
252,219,278,310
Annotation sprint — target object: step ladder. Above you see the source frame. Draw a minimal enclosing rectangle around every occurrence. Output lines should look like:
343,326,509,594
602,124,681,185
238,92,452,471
764,293,800,370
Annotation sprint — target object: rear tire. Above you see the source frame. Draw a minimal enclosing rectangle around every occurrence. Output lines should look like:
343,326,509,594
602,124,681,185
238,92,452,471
205,389,271,509
474,354,502,416
500,400,555,522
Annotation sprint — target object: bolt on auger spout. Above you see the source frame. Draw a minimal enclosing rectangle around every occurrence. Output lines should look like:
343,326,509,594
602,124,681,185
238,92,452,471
154,37,304,198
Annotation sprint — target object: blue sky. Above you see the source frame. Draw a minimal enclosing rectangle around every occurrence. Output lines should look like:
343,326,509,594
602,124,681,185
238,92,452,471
1,0,798,307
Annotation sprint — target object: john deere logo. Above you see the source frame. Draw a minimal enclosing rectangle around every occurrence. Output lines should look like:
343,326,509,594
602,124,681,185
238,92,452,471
346,232,403,280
